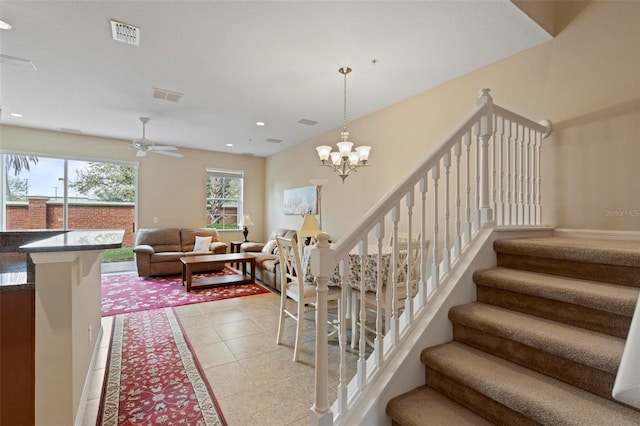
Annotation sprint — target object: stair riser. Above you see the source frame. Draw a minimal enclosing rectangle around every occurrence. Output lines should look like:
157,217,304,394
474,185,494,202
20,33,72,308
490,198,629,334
425,366,537,426
496,253,640,287
452,324,616,400
477,286,632,338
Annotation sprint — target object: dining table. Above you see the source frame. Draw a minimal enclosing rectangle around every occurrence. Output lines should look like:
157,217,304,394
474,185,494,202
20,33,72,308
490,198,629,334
302,244,408,292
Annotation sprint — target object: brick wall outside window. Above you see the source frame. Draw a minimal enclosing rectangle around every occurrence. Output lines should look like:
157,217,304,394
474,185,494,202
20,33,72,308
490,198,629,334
6,197,135,246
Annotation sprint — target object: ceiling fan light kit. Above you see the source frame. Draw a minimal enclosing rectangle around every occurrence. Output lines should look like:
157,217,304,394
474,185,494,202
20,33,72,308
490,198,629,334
132,117,183,158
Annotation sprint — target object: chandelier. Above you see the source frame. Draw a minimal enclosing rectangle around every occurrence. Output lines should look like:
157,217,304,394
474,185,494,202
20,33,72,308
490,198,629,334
316,67,371,183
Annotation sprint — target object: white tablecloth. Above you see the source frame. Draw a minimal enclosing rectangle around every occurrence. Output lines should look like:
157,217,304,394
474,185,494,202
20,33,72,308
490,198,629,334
303,245,407,292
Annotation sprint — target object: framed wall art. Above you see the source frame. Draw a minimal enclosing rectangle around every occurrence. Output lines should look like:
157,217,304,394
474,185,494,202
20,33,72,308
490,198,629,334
284,185,318,215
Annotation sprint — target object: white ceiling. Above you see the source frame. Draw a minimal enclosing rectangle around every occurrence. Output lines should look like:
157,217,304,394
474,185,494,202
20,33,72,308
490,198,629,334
0,1,550,158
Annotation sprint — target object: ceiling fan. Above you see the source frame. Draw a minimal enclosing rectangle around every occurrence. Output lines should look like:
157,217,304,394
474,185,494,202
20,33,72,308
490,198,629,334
132,117,183,158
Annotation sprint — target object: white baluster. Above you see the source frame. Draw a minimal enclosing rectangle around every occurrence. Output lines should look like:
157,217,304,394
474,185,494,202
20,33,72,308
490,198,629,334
535,130,542,224
463,131,473,243
453,141,462,259
373,222,384,364
357,237,367,390
506,120,513,225
442,152,451,274
404,189,415,327
419,174,429,303
474,122,481,231
518,123,525,224
337,258,347,417
491,114,497,219
512,123,519,224
496,117,505,225
389,205,400,344
431,164,440,289
526,128,533,224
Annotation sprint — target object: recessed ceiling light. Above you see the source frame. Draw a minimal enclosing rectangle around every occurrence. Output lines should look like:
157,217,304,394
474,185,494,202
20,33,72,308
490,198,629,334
256,121,265,126
10,113,23,118
226,143,233,147
0,20,11,30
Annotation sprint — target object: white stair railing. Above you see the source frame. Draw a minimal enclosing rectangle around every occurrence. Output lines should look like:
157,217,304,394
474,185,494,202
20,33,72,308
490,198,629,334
309,89,551,425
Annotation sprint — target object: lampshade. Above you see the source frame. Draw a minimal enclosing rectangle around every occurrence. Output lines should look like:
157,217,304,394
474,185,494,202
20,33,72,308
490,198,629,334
239,214,254,227
299,213,321,238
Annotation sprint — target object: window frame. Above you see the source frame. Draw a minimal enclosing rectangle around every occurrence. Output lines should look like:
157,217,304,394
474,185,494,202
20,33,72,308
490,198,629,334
205,168,244,231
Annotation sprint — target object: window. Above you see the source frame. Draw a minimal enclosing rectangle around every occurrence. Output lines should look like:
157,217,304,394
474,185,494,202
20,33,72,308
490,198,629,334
206,169,243,230
2,153,137,248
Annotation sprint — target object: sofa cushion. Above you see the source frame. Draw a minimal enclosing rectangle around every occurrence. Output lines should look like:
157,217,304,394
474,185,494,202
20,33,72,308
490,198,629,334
261,239,278,254
150,252,185,263
135,228,181,253
267,228,297,242
193,235,212,252
180,228,221,252
241,241,264,252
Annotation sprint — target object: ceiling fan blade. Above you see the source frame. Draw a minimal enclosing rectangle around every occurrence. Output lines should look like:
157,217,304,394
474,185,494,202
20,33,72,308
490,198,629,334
153,150,183,158
148,145,177,151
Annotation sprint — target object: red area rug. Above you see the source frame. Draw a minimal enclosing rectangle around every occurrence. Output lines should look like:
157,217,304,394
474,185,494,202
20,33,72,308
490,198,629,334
97,308,227,426
102,267,269,316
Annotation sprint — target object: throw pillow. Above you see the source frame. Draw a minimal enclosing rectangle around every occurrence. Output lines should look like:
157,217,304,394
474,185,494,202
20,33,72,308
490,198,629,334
193,235,212,252
261,239,278,254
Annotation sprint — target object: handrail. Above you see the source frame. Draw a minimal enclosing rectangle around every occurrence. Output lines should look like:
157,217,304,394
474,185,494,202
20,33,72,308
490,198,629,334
309,89,552,425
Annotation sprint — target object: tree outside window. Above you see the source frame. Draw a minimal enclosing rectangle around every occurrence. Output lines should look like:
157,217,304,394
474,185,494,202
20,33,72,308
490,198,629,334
206,169,243,230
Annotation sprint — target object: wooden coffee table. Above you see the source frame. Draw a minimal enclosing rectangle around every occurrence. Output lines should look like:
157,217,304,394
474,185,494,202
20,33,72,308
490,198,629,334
180,253,256,292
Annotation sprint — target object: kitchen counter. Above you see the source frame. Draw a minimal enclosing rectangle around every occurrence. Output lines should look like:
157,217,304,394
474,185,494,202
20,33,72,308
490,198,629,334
19,228,124,253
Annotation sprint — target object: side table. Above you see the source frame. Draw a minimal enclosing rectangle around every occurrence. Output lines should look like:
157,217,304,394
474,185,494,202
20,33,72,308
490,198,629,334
230,241,245,268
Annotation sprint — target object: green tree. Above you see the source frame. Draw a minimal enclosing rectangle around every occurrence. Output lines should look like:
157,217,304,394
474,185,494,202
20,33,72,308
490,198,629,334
8,177,28,200
70,162,135,202
4,155,39,199
206,175,241,225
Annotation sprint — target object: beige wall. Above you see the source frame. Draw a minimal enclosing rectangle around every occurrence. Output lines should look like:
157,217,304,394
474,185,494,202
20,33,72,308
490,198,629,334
2,2,638,242
267,0,639,239
0,126,267,243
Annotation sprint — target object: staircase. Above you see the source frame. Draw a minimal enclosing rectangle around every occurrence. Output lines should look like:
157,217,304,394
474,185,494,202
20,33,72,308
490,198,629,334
387,236,640,425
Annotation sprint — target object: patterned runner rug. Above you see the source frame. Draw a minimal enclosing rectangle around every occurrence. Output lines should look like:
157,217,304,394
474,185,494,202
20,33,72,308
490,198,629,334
97,308,227,426
102,267,269,316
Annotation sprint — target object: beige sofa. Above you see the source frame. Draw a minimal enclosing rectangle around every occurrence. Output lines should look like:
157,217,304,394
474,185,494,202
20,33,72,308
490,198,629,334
134,228,228,277
240,228,297,291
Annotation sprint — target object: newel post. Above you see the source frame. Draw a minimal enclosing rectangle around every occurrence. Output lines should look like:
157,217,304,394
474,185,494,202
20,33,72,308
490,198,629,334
309,232,334,426
477,88,495,225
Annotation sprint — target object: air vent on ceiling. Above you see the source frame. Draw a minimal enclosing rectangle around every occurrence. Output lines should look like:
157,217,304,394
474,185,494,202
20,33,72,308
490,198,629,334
297,118,318,126
266,138,282,144
110,19,139,46
152,87,183,103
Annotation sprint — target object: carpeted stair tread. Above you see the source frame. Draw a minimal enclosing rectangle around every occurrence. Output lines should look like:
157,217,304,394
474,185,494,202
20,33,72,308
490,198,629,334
494,237,640,267
422,342,640,425
449,302,624,374
386,385,492,426
473,267,639,317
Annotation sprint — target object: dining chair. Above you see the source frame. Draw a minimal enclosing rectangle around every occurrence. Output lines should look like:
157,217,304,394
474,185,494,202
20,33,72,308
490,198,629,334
275,234,341,361
351,234,429,349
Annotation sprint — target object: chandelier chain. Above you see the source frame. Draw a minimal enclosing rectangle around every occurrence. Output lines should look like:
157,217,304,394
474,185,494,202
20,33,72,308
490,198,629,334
343,69,347,131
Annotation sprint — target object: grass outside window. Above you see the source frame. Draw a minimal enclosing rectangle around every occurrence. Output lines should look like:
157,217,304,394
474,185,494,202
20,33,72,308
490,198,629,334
102,247,134,262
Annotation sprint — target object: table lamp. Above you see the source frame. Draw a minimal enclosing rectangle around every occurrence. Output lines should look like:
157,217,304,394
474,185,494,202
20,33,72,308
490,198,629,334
239,214,254,242
299,212,321,245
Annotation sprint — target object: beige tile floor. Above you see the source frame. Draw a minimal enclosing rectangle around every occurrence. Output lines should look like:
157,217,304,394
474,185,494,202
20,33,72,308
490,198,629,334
82,288,361,426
